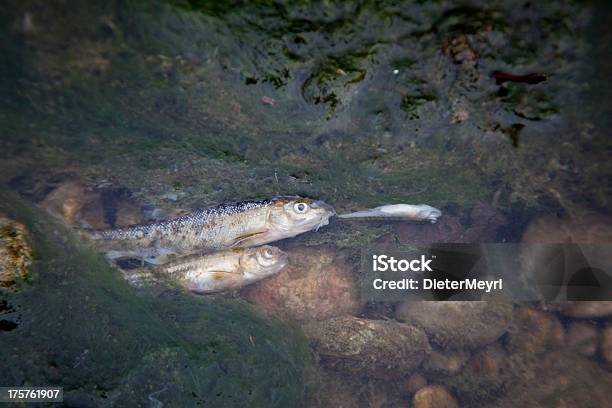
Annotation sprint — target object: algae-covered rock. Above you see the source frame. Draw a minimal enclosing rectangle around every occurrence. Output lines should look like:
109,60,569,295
0,215,32,290
304,316,430,379
0,192,313,407
396,301,513,348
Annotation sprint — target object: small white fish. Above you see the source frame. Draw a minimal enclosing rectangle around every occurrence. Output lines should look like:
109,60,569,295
338,204,442,223
131,245,288,294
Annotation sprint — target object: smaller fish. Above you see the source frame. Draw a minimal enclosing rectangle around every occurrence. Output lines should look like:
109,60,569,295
130,245,287,294
338,204,442,223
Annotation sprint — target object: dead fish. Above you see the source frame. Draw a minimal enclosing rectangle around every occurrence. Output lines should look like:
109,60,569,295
338,204,442,223
131,246,287,294
85,196,335,262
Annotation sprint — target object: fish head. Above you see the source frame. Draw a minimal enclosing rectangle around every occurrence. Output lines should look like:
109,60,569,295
240,245,288,279
415,205,442,223
267,196,336,236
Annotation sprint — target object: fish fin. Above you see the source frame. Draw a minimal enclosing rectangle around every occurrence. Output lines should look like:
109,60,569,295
230,230,269,248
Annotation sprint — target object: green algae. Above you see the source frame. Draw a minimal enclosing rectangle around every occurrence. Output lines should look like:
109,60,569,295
0,0,610,244
0,191,314,407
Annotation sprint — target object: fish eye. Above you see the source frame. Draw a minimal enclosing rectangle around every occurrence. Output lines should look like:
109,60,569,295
294,202,308,213
262,248,274,259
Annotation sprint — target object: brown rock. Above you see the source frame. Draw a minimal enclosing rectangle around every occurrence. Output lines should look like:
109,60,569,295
566,321,600,357
482,352,612,408
601,325,612,367
423,349,470,376
413,385,458,408
405,373,428,394
506,307,565,355
305,316,431,379
396,301,513,348
40,180,142,229
440,342,508,402
522,213,612,243
40,180,96,224
0,216,32,290
559,301,612,319
241,246,360,321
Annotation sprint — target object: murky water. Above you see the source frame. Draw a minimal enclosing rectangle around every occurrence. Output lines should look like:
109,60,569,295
1,0,611,407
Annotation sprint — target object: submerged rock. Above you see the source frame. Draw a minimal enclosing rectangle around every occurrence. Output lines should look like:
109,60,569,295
602,325,612,368
413,385,459,408
40,180,95,225
241,245,361,321
0,216,32,290
305,316,431,379
558,301,612,319
422,349,470,376
566,321,600,358
396,301,513,348
38,177,142,229
482,352,612,408
521,213,612,243
440,342,507,402
506,307,565,355
404,373,428,395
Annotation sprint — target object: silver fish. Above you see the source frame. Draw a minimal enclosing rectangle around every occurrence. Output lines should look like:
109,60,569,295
86,196,335,261
338,204,442,223
130,246,287,294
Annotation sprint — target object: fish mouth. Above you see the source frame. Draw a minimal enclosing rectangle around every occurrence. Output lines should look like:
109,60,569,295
276,251,289,269
421,209,442,223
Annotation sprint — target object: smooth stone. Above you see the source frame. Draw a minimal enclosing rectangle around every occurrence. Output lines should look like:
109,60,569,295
304,316,431,379
413,385,459,408
396,301,513,348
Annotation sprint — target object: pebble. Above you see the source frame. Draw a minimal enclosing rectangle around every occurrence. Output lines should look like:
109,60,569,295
396,301,513,348
413,385,459,408
304,316,431,379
